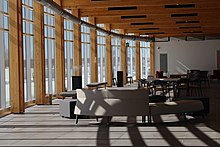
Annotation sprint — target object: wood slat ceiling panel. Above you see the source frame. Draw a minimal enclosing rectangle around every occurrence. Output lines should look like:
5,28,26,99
80,4,220,17
62,0,220,37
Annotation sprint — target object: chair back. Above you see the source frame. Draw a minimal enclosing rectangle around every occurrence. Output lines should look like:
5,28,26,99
156,71,163,78
188,70,200,82
199,71,208,79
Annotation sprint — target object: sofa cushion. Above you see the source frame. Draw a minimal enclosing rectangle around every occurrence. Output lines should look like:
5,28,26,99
149,95,166,103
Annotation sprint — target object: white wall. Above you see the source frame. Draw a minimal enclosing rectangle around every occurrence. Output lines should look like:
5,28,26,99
154,39,220,75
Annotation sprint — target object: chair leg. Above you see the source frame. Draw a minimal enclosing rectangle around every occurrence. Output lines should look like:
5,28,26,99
142,116,146,123
75,115,79,124
96,116,99,122
148,115,152,124
183,113,187,121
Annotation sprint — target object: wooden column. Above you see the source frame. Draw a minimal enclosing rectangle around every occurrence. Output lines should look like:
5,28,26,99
72,9,82,76
150,42,155,76
120,29,127,85
34,1,46,104
8,0,24,113
135,35,140,80
89,17,98,83
54,0,65,94
105,24,112,86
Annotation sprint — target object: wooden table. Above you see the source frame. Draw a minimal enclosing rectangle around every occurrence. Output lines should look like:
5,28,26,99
59,90,77,99
86,82,107,89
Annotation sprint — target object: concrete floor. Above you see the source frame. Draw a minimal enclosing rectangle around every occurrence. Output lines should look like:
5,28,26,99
0,82,220,146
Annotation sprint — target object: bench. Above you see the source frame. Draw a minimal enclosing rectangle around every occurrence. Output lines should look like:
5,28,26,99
176,96,209,115
147,100,204,123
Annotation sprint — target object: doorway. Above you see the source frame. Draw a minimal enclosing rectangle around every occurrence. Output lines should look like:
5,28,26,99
160,53,168,73
217,50,220,70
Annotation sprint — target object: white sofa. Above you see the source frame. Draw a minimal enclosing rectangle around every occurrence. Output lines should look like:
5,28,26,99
74,88,149,123
74,88,204,124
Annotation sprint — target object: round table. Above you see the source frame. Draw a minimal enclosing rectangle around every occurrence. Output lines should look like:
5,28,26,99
59,90,77,99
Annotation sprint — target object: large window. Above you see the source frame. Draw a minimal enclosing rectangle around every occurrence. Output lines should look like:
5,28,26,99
22,0,34,102
111,29,121,79
140,41,151,78
81,17,90,87
0,0,10,109
64,14,74,91
126,37,136,80
44,7,56,94
97,24,106,82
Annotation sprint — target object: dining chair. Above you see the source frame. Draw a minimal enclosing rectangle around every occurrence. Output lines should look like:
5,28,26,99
188,70,202,96
199,70,210,87
175,78,189,97
149,80,168,96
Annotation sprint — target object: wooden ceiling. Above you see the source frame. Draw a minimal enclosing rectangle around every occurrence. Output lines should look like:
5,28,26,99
62,0,220,38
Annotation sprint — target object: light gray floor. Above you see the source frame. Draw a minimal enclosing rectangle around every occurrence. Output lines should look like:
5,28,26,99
0,99,219,147
1,82,220,146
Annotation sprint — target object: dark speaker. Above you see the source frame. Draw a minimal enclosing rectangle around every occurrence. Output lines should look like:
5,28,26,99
117,71,123,87
72,76,82,90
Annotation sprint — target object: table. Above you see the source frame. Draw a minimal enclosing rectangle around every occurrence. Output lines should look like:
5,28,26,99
126,76,133,84
145,77,181,83
59,90,77,99
142,78,181,98
86,82,107,89
59,99,77,118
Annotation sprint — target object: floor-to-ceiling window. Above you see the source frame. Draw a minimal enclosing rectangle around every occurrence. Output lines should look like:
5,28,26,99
81,17,90,87
22,0,35,102
97,24,106,82
126,36,136,80
44,7,56,94
0,0,10,109
64,13,74,91
140,41,151,78
111,30,121,79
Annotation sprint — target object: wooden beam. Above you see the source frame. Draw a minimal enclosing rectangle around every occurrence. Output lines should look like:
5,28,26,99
34,1,46,104
89,17,98,83
120,29,127,85
72,9,82,76
105,24,112,86
8,0,24,113
150,42,155,76
54,0,65,94
62,0,220,8
135,34,140,80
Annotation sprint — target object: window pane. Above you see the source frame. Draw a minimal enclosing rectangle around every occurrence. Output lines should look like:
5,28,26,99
0,0,10,109
140,41,151,78
22,0,34,102
64,17,74,90
44,6,56,94
111,30,121,79
81,17,90,87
